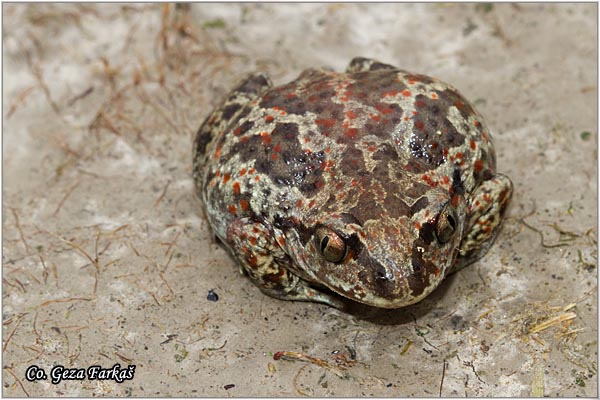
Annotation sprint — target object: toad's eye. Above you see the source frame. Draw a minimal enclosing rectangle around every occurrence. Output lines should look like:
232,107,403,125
435,203,458,244
315,227,347,263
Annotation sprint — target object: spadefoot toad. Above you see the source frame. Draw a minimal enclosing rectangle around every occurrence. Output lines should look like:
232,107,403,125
193,57,512,309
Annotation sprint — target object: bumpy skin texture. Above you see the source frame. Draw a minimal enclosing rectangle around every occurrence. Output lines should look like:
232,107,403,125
193,57,512,309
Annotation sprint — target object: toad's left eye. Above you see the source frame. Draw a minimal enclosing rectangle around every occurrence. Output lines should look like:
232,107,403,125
435,203,458,244
315,227,347,263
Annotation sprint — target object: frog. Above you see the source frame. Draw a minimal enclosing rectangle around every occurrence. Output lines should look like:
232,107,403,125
192,57,512,309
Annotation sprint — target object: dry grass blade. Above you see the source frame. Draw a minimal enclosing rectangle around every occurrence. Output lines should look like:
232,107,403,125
3,315,24,352
11,208,31,255
529,312,577,334
53,179,81,215
4,366,30,397
531,364,544,397
273,351,350,379
36,296,94,308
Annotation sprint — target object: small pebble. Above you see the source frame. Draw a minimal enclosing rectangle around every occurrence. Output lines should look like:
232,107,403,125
207,289,219,302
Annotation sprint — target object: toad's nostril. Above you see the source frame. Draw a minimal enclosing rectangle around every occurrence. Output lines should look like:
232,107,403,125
375,265,393,281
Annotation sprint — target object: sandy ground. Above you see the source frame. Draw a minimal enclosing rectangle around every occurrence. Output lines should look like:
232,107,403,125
2,3,597,397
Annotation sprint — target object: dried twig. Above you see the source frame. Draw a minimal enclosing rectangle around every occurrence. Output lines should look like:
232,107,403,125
6,85,37,118
154,179,172,208
273,351,350,379
53,179,81,216
11,208,31,255
67,86,94,106
439,360,447,397
36,296,94,308
519,218,571,248
4,366,30,397
3,315,24,352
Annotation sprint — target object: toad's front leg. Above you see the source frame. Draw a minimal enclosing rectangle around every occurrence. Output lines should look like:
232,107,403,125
225,217,345,308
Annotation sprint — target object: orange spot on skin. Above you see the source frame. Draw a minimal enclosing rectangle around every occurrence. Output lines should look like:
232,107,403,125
249,236,257,246
233,126,242,135
451,195,461,208
304,137,310,143
375,105,393,114
278,236,286,247
431,93,438,99
343,249,354,263
324,147,331,154
370,113,380,122
402,89,411,97
265,115,274,123
240,136,248,143
249,168,256,174
470,140,476,150
255,175,261,181
346,110,357,119
345,128,358,139
232,182,241,194
456,152,463,159
286,92,296,99
383,90,398,97
228,205,237,214
474,159,484,172
273,143,281,152
454,100,464,108
315,181,325,189
240,199,249,211
403,116,409,121
415,120,425,130
422,174,437,187
223,173,231,184
308,200,316,208
261,131,272,145
322,160,335,172
239,168,247,176
368,145,377,152
271,153,278,160
474,120,480,127
415,222,422,230
316,118,336,127
215,170,221,177
296,199,303,207
442,175,450,184
213,145,222,160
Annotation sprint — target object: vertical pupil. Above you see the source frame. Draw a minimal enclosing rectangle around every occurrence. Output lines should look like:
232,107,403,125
447,214,456,230
320,236,330,253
